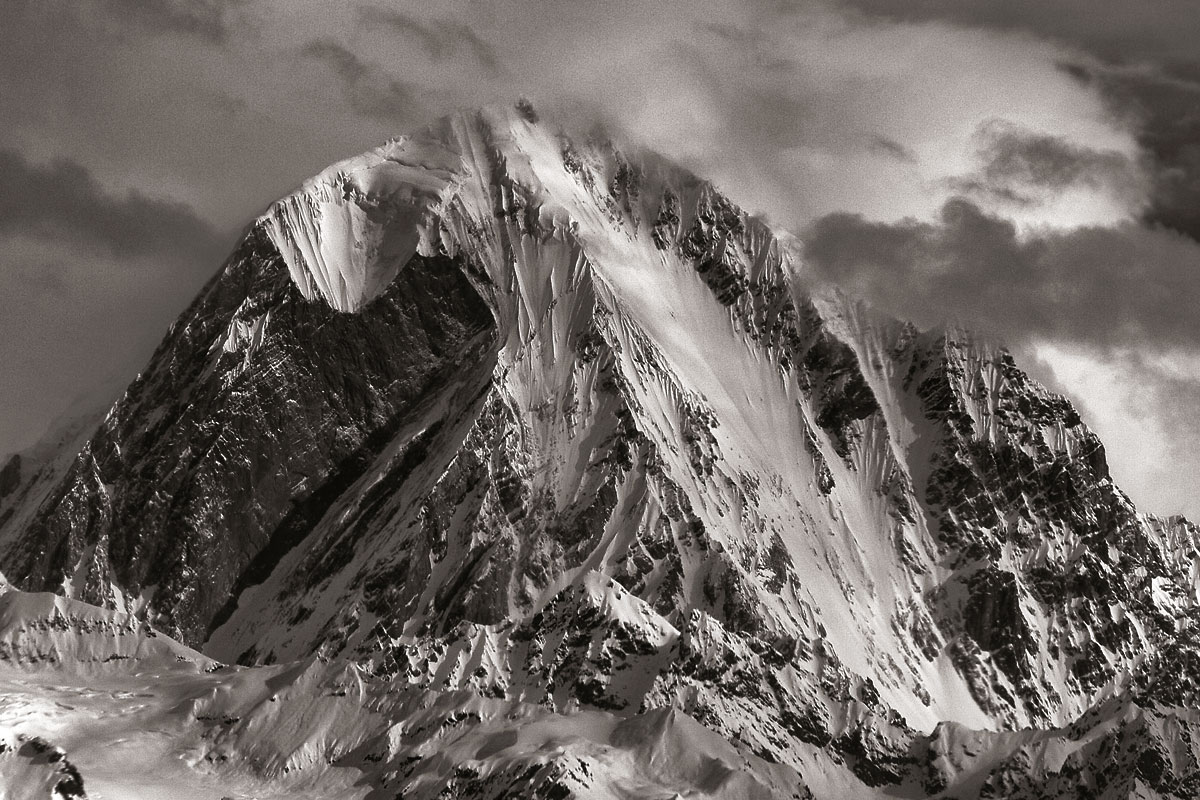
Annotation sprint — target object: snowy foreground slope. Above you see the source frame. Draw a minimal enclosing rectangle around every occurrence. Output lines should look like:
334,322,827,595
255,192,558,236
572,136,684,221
3,103,1200,797
0,576,803,799
2,579,1199,799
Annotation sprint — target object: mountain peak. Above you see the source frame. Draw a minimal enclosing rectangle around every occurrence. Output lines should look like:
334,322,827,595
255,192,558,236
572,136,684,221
259,103,790,314
3,103,1200,798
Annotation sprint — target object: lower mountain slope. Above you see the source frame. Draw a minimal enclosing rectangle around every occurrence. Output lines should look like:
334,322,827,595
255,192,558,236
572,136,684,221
3,579,1199,799
0,579,812,799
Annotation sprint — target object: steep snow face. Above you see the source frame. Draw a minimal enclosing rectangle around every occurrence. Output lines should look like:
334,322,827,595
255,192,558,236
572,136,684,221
3,103,1200,797
261,131,466,313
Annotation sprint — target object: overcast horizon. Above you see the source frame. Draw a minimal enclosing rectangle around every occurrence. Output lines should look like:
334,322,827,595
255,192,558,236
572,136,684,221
2,0,1198,519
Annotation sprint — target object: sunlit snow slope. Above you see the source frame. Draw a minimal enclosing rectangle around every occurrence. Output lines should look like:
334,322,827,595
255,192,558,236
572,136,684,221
3,103,1200,798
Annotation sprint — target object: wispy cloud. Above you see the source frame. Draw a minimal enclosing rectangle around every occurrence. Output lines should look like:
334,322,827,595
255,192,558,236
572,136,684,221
804,198,1200,351
300,38,421,122
834,0,1200,242
98,0,241,43
948,120,1146,210
359,7,499,71
868,135,918,163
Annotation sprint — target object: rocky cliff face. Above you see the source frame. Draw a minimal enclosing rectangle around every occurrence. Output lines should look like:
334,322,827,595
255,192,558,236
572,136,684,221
1,103,1197,798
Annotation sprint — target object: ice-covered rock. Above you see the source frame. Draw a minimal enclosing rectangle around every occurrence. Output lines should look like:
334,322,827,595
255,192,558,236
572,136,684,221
260,129,465,312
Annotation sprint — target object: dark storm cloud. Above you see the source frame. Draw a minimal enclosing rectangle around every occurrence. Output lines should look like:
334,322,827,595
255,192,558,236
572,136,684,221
359,7,500,70
6,259,71,300
975,122,1135,191
831,0,1200,62
300,39,422,122
1084,66,1200,242
97,0,238,43
950,121,1144,207
0,149,223,266
834,0,1200,242
803,198,1200,352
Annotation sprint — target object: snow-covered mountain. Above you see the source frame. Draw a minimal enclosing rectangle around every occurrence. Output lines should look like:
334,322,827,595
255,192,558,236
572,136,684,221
2,103,1198,798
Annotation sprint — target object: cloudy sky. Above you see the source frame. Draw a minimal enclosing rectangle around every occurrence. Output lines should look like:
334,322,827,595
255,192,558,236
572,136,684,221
1,0,1197,518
